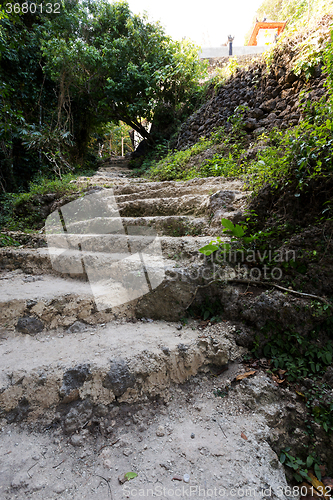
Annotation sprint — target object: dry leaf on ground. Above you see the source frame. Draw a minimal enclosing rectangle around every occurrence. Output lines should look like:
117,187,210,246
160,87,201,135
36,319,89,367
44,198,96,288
308,472,330,499
236,370,256,381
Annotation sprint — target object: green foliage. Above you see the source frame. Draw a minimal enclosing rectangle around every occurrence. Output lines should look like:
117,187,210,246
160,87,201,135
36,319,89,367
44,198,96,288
148,110,248,182
262,326,333,381
245,98,333,193
247,0,333,40
15,173,80,199
0,233,19,247
19,124,75,178
0,0,206,191
98,121,133,157
0,172,89,231
0,7,53,191
292,31,327,79
42,0,206,145
305,382,333,433
188,296,223,323
279,448,321,483
251,1,333,74
199,216,261,257
192,152,242,180
149,138,213,181
324,27,333,94
227,57,240,75
124,472,138,481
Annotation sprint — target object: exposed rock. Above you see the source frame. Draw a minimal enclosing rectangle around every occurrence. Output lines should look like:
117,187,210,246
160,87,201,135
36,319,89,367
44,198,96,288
156,425,165,437
103,359,135,397
67,321,88,333
62,401,93,434
16,316,44,335
70,434,85,447
60,364,92,400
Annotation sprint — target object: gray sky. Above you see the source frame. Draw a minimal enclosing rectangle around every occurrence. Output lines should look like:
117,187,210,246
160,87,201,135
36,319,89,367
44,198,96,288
126,0,264,47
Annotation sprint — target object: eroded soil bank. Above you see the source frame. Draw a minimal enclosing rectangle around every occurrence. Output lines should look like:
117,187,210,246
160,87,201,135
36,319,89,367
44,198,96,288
0,364,300,500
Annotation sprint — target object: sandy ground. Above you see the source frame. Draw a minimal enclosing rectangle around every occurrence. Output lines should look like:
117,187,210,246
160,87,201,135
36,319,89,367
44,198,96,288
0,368,296,500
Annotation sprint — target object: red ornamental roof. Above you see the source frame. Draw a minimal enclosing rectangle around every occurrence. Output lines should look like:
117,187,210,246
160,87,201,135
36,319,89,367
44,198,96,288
248,21,287,46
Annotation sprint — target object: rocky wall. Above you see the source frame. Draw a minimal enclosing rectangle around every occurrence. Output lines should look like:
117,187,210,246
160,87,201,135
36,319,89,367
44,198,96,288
176,17,331,150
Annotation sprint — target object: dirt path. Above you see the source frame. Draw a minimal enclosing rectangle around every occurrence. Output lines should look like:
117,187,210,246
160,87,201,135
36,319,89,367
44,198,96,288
0,160,296,499
0,368,296,500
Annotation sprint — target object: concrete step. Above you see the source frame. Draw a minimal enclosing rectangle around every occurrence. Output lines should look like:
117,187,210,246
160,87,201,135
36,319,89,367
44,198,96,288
0,319,238,425
0,375,296,500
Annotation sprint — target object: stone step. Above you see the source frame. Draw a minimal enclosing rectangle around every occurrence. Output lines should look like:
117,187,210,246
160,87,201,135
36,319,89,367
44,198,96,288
117,195,210,217
0,245,228,324
62,180,248,227
46,232,213,256
113,179,244,202
0,233,216,275
0,319,235,425
48,215,209,237
122,215,209,236
112,176,245,197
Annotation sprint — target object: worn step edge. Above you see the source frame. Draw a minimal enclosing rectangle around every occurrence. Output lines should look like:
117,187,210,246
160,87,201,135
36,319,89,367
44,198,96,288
0,320,235,427
0,255,233,326
111,176,245,195
113,184,243,203
117,195,210,217
47,215,210,238
0,234,219,276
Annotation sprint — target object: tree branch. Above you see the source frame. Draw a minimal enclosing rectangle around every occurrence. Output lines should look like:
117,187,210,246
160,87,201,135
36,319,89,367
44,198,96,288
185,278,331,311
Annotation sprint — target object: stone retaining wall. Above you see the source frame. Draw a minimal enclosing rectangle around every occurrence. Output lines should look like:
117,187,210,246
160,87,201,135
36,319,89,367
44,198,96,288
176,18,331,150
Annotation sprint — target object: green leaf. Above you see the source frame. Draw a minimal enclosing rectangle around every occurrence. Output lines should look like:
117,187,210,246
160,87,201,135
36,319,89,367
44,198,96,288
280,452,286,464
220,243,231,252
199,243,219,256
314,463,321,481
221,218,235,231
125,472,138,481
306,456,313,468
203,310,210,320
233,224,245,238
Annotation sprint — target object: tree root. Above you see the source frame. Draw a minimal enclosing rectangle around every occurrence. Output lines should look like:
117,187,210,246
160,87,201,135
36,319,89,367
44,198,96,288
185,278,331,311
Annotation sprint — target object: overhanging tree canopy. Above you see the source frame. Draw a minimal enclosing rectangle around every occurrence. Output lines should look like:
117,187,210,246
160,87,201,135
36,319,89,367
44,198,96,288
42,0,205,148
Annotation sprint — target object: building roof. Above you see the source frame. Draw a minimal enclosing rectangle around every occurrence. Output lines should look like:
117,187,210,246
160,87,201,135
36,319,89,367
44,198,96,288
247,21,287,46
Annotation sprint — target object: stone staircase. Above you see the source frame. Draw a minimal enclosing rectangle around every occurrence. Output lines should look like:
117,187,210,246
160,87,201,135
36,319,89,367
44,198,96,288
0,161,250,425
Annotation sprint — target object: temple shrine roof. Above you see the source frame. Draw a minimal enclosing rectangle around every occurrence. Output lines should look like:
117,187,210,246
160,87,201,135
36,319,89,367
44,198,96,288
248,21,287,46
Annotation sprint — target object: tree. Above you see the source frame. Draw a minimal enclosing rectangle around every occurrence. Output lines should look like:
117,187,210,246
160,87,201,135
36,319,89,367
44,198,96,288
0,5,58,191
42,0,205,152
0,0,205,192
